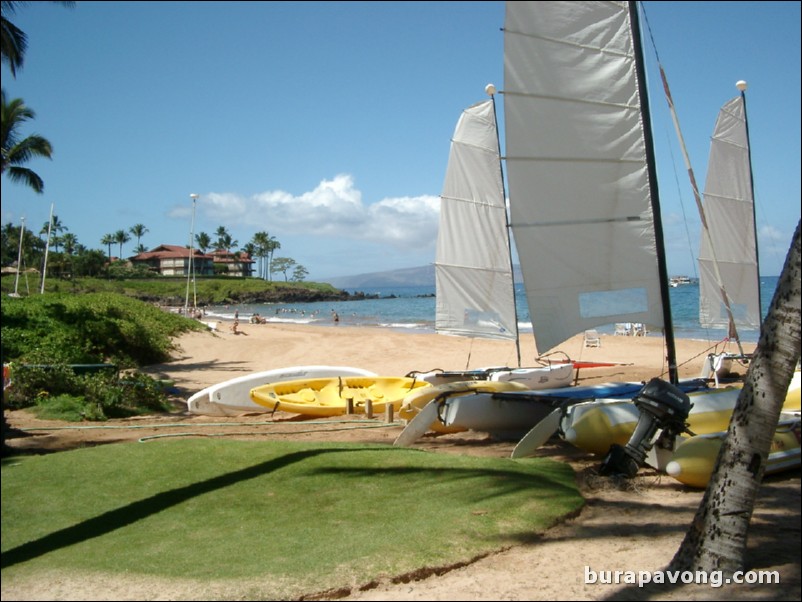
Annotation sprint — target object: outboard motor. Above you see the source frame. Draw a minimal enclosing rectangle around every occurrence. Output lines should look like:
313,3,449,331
599,378,693,478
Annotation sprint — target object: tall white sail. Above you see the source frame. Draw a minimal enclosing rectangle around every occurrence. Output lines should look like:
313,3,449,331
698,95,760,334
435,99,518,341
503,1,667,355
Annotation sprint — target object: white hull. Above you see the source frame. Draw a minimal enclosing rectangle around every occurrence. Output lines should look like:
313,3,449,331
442,378,712,442
186,366,377,416
416,362,574,390
440,391,555,439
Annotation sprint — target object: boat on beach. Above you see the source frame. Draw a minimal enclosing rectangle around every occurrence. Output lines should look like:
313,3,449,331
186,366,378,416
697,87,762,384
413,91,574,392
249,375,430,417
398,1,714,449
551,369,800,472
665,411,801,488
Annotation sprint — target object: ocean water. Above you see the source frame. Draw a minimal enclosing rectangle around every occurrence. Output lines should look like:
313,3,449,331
206,276,779,345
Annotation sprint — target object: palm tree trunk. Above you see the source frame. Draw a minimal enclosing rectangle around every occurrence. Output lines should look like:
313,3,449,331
669,219,801,573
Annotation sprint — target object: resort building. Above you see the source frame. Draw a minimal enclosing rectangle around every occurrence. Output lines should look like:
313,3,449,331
129,245,254,277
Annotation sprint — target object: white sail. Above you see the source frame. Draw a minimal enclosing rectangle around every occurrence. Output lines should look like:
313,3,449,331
698,96,760,333
435,99,518,341
503,1,666,355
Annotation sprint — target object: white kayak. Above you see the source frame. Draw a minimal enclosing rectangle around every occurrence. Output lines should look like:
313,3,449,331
186,366,377,416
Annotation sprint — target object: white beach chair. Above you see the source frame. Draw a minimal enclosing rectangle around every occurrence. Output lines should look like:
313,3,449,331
614,323,629,336
583,329,601,347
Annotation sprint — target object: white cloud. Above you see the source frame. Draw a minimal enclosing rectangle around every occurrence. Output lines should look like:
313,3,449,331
195,174,440,250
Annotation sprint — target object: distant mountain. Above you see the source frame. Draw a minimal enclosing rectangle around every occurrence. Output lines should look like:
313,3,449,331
323,264,523,289
323,265,435,289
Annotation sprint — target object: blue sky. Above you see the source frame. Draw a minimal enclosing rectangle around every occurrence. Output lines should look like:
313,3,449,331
2,1,799,280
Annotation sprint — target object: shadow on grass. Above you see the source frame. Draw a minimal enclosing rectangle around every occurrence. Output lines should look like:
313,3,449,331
2,445,580,570
1,447,352,569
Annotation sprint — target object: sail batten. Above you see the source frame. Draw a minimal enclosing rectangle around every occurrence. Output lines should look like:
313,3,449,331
435,99,518,343
504,1,666,356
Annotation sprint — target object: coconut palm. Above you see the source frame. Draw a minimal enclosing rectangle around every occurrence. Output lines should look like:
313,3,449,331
39,214,64,252
670,219,801,574
113,229,130,258
1,1,75,77
60,232,78,255
213,225,237,253
129,223,148,251
100,233,114,260
1,90,52,193
194,232,211,254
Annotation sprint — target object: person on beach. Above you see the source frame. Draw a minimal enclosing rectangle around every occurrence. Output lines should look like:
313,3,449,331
231,320,239,334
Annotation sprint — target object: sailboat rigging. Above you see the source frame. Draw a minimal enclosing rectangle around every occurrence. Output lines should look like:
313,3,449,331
411,85,574,389
395,0,718,448
396,2,720,446
503,0,678,383
645,26,761,362
184,193,199,315
434,89,519,348
697,85,762,348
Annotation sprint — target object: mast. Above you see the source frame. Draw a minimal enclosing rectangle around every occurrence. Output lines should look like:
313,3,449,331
487,83,522,367
629,1,678,384
13,217,24,297
650,52,746,353
184,193,199,315
40,203,54,295
737,80,762,324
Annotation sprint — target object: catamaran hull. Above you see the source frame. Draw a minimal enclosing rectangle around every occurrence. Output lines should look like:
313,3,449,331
666,412,801,488
416,362,574,390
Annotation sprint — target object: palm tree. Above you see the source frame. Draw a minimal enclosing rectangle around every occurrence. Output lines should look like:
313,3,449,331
129,223,148,251
194,232,211,254
39,214,65,253
670,219,801,574
1,1,75,77
1,90,53,193
250,231,269,279
266,236,281,282
100,233,114,261
213,225,237,253
113,229,130,259
60,232,77,255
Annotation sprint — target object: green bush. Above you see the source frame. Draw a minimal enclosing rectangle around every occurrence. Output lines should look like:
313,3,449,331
8,366,172,420
1,292,199,420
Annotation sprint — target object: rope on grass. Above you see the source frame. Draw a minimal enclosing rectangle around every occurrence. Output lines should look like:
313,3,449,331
137,422,404,443
18,419,403,432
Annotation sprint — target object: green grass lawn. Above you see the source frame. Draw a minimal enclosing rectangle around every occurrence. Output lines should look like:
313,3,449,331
2,439,583,599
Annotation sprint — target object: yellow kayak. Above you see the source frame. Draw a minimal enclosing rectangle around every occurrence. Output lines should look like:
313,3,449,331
250,376,431,417
665,411,801,488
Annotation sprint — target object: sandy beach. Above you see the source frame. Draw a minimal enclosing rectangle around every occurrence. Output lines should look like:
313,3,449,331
4,323,800,601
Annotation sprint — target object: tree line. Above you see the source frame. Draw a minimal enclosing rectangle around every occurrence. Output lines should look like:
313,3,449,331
1,217,308,282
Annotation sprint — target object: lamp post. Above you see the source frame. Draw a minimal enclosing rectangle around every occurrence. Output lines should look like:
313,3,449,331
185,194,199,315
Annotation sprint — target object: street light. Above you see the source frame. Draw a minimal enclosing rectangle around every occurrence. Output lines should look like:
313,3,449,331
185,194,199,314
